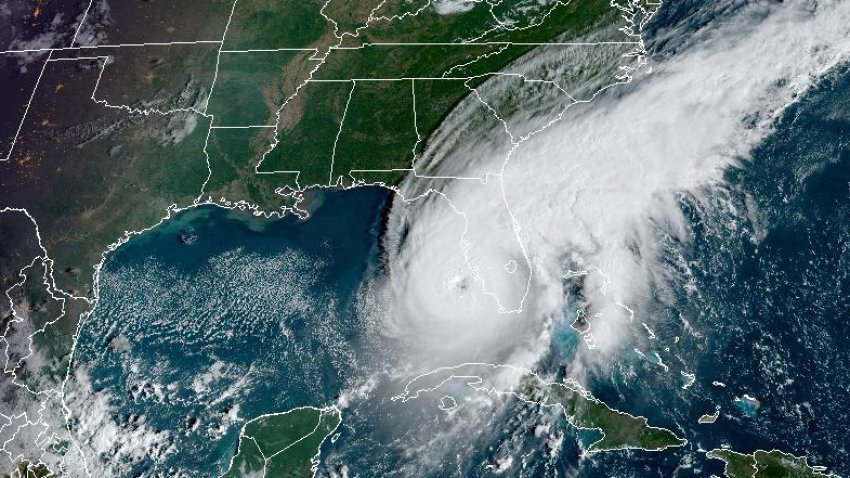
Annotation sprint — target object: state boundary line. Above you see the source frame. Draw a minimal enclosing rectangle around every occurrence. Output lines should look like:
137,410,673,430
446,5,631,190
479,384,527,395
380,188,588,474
0,51,53,162
219,48,318,53
0,40,224,55
69,0,96,46
331,40,639,48
0,40,635,56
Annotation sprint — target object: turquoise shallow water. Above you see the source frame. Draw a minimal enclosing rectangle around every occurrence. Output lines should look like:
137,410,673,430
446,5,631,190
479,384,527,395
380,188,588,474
68,70,850,476
67,9,850,474
70,187,390,476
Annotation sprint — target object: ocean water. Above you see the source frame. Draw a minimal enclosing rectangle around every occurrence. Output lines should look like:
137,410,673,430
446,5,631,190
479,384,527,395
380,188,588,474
68,187,390,476
313,46,850,478
68,9,850,478
561,63,850,477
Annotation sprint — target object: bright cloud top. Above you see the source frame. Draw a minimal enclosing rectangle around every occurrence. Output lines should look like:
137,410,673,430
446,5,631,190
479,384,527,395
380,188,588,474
369,0,850,371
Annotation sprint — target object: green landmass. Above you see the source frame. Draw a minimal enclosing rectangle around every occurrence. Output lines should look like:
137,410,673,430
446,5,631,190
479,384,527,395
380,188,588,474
351,0,618,45
207,50,315,126
259,80,354,188
1,0,646,299
223,0,332,50
396,365,685,454
258,0,636,190
518,375,686,452
204,127,298,207
0,58,211,296
313,44,505,80
708,448,839,478
330,79,419,183
0,461,51,478
0,1,656,473
5,259,84,390
709,449,760,478
221,407,341,478
0,58,210,476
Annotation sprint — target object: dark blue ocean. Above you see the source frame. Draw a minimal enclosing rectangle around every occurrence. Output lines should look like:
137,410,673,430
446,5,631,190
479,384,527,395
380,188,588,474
70,188,390,476
71,6,850,476
72,73,850,477
414,61,850,477
559,65,850,478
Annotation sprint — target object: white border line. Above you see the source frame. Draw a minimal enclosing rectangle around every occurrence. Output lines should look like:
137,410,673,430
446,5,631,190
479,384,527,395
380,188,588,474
69,0,96,47
0,41,224,55
1,51,53,162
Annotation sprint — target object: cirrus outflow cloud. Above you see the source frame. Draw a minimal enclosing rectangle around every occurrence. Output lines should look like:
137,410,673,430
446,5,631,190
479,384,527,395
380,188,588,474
366,0,850,373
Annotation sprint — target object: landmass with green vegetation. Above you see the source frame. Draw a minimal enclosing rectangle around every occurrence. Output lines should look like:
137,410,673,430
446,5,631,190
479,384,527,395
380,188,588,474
517,375,686,452
221,407,341,478
230,0,642,190
707,448,839,478
1,0,649,300
0,461,51,478
396,363,685,453
0,0,655,474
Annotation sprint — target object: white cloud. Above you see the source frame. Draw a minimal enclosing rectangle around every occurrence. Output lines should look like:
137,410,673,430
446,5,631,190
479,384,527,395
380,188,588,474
64,367,176,476
370,0,850,374
432,0,479,16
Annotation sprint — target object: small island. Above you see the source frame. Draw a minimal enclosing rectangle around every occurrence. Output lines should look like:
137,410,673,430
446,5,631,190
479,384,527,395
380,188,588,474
698,407,720,424
707,448,838,478
221,406,341,478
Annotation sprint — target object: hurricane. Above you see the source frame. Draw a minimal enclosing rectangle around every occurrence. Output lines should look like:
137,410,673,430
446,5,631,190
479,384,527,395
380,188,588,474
370,0,850,375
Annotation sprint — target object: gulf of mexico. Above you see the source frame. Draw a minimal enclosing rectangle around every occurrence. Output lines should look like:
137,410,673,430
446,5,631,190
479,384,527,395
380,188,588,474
67,187,390,476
